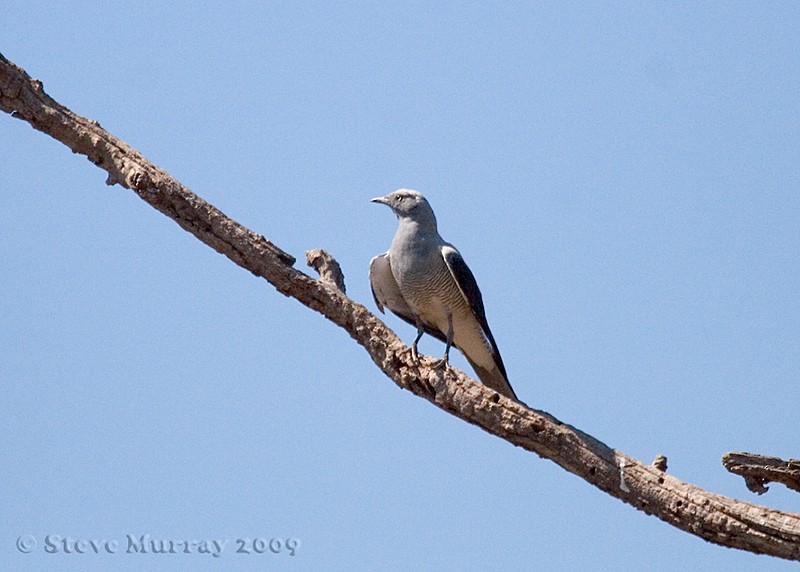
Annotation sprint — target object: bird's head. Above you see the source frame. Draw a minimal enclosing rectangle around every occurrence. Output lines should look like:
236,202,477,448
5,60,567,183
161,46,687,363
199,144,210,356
371,189,437,228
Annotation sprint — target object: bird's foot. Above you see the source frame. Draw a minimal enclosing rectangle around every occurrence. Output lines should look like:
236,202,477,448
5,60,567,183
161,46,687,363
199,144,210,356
432,355,450,370
402,344,420,362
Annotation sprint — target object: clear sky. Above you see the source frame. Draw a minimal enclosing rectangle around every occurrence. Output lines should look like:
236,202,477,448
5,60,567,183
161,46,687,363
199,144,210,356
2,2,799,570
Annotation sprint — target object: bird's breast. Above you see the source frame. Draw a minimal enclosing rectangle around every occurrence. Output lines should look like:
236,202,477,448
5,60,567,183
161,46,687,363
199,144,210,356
390,249,468,328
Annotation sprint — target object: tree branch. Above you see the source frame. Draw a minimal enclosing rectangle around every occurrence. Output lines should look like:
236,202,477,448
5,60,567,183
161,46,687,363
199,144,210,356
723,452,800,496
306,249,347,293
3,53,800,561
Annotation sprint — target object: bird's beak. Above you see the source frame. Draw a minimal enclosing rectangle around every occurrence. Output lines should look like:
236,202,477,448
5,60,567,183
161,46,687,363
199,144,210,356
371,196,389,205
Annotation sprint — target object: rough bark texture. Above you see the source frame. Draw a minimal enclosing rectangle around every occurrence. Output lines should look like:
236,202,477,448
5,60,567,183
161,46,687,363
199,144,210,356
724,452,800,495
2,53,799,561
306,249,347,293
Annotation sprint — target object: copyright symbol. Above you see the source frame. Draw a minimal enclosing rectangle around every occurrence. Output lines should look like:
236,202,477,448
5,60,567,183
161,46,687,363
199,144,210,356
16,535,36,553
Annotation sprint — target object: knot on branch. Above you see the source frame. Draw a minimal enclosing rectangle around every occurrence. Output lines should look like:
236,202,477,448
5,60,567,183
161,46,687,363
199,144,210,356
652,454,668,472
306,249,346,292
128,169,153,193
1,71,23,100
722,451,800,495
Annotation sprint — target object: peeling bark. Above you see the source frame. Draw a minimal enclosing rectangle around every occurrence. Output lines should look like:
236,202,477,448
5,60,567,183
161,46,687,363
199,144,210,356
2,53,799,561
724,452,800,495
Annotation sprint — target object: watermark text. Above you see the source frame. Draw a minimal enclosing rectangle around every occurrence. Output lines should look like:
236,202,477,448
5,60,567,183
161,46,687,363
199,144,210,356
15,534,300,558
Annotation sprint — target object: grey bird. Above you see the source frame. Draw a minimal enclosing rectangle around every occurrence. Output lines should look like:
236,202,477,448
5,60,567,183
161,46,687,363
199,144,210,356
370,189,517,400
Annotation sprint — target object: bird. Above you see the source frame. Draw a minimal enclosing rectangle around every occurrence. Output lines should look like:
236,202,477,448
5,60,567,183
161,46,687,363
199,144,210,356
369,189,517,400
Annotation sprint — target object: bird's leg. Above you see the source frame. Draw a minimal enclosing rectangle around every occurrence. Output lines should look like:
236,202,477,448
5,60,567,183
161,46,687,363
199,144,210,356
404,324,425,361
433,312,454,370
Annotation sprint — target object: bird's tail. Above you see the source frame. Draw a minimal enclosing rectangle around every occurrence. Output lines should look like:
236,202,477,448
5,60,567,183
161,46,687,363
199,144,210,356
465,357,518,401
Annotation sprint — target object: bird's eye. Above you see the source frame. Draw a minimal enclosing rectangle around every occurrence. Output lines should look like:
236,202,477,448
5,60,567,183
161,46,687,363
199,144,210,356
396,195,404,202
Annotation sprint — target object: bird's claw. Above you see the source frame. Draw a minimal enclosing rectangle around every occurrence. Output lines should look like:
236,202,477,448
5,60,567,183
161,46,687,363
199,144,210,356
432,355,450,370
402,344,420,362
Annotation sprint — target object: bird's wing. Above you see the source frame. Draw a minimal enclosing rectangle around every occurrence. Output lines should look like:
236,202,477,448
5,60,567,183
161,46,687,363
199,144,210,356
440,246,489,329
441,245,508,379
369,253,397,314
369,252,446,343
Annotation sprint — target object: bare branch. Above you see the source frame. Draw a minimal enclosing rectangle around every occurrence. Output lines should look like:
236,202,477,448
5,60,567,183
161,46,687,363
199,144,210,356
724,452,800,495
3,53,800,561
306,249,346,292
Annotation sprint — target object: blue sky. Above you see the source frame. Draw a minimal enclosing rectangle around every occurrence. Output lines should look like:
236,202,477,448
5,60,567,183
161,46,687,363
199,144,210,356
2,2,799,570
